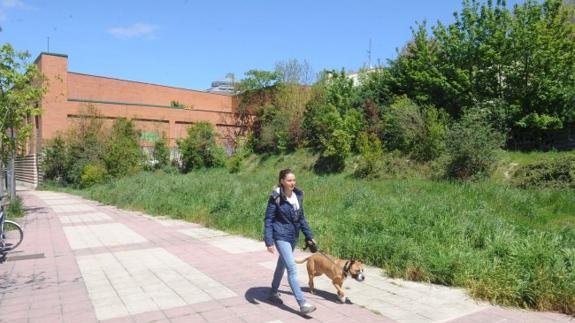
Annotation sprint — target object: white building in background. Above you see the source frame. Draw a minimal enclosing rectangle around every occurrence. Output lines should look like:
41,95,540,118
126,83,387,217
346,68,381,86
206,73,236,94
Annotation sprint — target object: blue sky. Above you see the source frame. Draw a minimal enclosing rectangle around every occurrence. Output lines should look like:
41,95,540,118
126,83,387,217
2,0,524,91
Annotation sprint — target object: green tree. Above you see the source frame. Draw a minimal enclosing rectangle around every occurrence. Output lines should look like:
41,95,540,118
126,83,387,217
235,69,280,92
237,60,313,154
0,43,45,198
387,0,575,148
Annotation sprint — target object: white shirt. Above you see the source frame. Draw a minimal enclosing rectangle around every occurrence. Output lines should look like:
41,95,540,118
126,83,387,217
276,187,300,210
286,192,300,210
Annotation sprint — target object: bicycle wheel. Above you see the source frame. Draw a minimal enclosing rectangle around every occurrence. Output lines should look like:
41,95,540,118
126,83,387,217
2,220,23,251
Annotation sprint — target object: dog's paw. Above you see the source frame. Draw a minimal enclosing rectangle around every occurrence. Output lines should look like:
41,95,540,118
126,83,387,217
338,295,347,303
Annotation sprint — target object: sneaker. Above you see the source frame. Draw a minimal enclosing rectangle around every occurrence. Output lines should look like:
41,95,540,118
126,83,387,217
299,301,316,315
268,291,283,304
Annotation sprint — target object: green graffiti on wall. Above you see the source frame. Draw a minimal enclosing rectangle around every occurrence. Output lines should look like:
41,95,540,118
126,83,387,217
140,132,159,142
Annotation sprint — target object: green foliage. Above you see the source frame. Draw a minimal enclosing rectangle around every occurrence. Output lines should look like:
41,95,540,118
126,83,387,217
6,195,24,219
80,162,108,188
42,109,145,186
353,132,385,179
512,156,575,189
42,135,69,184
314,129,351,174
382,97,448,161
104,118,143,178
386,0,575,148
446,108,507,179
239,62,312,154
236,69,280,91
61,110,107,185
178,122,225,172
0,43,46,161
152,136,170,169
304,70,365,173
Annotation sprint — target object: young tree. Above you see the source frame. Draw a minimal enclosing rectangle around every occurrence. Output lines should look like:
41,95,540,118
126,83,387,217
0,43,45,198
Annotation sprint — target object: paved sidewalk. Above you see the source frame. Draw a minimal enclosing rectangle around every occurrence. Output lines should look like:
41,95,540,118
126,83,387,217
0,191,572,323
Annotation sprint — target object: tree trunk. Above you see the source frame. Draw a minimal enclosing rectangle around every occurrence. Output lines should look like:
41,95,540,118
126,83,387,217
8,150,15,199
0,161,5,206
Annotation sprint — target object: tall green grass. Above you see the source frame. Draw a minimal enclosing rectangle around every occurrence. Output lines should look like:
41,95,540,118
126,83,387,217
45,150,575,314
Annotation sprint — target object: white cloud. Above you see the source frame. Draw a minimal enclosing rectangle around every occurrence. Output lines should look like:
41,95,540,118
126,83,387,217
0,0,32,23
2,0,25,9
107,22,159,40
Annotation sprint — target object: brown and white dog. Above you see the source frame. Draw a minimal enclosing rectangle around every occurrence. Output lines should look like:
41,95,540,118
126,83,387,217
296,253,365,303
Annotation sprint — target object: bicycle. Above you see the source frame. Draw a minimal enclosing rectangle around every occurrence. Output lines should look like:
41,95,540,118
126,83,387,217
0,206,24,257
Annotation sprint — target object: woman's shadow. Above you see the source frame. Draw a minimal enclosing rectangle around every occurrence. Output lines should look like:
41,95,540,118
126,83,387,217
244,286,351,316
244,287,302,316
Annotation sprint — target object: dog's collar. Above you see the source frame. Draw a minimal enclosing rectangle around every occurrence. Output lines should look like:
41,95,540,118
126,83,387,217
343,260,352,278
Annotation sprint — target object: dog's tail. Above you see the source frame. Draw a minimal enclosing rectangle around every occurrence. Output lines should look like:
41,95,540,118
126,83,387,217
295,256,311,264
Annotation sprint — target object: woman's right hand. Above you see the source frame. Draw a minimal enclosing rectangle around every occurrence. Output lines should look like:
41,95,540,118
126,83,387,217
267,245,275,254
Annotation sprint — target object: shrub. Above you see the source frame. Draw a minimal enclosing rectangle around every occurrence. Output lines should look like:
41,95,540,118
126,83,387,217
152,136,170,169
42,135,69,184
58,110,107,185
178,122,225,172
41,109,146,187
382,97,424,153
354,132,384,179
80,162,108,188
313,129,351,174
512,157,575,189
6,195,24,219
382,97,447,161
446,108,506,179
103,118,143,178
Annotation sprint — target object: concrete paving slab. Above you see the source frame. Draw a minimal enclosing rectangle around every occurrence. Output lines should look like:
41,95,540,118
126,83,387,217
63,223,147,249
59,212,113,224
206,235,265,254
178,227,229,239
51,204,97,213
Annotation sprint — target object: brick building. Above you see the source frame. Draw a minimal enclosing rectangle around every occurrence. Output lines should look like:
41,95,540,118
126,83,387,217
16,52,244,188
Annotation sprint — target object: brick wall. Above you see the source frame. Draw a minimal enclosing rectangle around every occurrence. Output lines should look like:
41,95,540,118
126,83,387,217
35,52,241,150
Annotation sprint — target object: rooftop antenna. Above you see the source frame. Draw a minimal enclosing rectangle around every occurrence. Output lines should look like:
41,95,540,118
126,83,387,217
367,39,372,69
47,36,50,52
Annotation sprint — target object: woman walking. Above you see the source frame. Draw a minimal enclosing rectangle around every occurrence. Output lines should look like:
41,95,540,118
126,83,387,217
264,168,316,314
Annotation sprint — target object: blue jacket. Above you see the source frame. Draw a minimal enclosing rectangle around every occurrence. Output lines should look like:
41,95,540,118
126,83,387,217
263,187,314,247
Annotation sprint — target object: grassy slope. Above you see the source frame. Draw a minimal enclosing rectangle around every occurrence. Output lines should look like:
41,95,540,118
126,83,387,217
45,150,575,314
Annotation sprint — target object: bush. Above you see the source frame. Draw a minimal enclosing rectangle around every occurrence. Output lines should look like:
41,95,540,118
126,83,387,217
80,162,108,188
313,129,351,174
42,135,69,184
152,136,170,169
45,110,107,186
382,97,447,161
178,122,225,172
354,132,384,179
512,157,575,189
446,108,506,179
227,155,243,173
41,108,146,187
6,195,24,218
104,118,143,178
